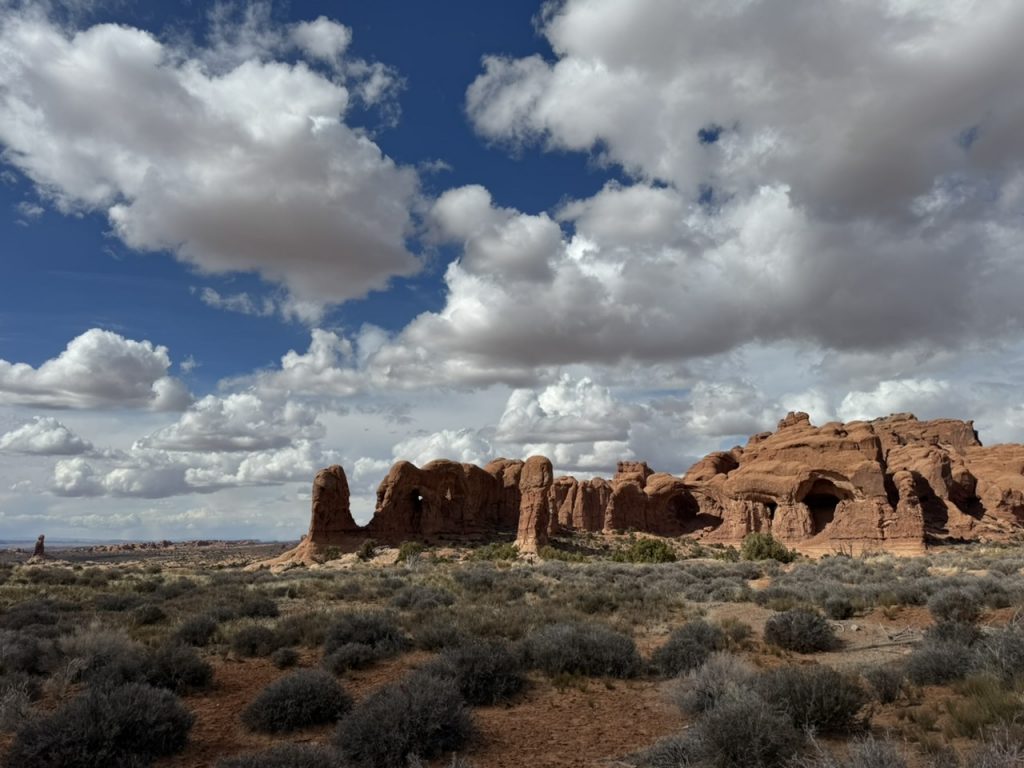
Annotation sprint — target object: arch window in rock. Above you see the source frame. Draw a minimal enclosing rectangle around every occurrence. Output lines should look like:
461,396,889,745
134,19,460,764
800,479,851,534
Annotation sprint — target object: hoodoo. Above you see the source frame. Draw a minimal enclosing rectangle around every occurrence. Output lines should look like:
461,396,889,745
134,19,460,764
268,413,1024,565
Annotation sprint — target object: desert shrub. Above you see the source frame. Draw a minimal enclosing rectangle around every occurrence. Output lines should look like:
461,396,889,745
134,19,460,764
904,639,972,685
145,644,213,694
155,578,197,601
862,664,906,704
633,734,700,768
613,538,677,564
324,611,409,656
217,744,340,768
391,585,455,611
5,682,193,767
687,689,802,768
0,600,64,632
62,629,149,687
173,614,219,647
426,638,526,705
323,643,380,674
334,670,473,767
976,623,1024,685
0,630,57,676
824,595,856,620
740,532,795,563
412,613,469,651
242,669,351,733
928,587,982,625
94,593,144,612
396,541,426,563
230,625,283,658
453,566,496,592
671,651,756,715
755,665,868,733
522,622,641,678
538,545,587,563
271,647,299,669
791,735,908,768
468,542,519,561
651,620,727,677
131,603,166,626
235,595,279,619
356,539,378,561
763,608,838,653
925,620,982,647
0,673,39,732
944,675,1024,738
276,611,333,648
967,730,1024,768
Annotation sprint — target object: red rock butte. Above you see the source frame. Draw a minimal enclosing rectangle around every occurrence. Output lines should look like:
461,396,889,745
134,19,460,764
268,412,1024,564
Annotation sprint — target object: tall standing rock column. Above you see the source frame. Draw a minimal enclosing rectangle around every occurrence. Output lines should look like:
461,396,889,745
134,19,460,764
308,465,358,541
516,456,553,553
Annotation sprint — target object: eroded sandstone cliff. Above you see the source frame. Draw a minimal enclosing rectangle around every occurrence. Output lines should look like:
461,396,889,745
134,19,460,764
268,412,1024,564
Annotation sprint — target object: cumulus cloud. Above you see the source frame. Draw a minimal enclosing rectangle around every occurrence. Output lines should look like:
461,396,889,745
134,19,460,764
0,7,420,311
137,392,322,452
0,329,190,410
390,428,494,467
0,417,94,455
432,0,1024,375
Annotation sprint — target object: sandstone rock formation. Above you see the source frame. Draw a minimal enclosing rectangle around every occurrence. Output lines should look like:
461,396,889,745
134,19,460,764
33,534,44,558
267,412,1024,565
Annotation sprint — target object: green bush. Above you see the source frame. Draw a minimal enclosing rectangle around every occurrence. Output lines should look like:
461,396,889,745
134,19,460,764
356,539,378,561
468,542,519,561
612,538,676,564
522,622,641,678
763,609,838,653
740,532,795,563
5,683,193,767
242,669,351,733
651,620,727,677
396,541,426,563
334,670,473,767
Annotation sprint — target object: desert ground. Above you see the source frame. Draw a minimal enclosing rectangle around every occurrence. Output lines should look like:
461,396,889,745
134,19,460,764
2,534,1024,768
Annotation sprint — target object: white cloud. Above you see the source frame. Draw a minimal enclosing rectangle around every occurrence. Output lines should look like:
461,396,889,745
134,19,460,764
290,16,351,66
137,391,322,452
0,329,190,410
194,287,276,318
0,417,94,455
390,428,494,467
0,8,420,312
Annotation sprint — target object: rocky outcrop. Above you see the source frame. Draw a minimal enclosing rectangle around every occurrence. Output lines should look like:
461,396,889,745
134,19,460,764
33,534,44,558
266,412,1024,565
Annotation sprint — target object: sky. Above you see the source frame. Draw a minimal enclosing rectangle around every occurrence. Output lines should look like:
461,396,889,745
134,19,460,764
1,0,1024,541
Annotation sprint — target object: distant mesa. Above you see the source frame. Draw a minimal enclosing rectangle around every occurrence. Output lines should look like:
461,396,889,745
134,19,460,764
265,413,1024,566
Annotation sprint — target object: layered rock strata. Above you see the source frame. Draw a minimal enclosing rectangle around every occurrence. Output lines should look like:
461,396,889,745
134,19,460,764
270,413,1024,563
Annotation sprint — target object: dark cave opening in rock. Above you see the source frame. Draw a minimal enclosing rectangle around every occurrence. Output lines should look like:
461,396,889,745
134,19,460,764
667,492,719,535
801,479,847,534
765,501,777,520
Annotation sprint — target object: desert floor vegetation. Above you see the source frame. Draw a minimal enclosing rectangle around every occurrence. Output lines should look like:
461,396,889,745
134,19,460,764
3,535,1024,767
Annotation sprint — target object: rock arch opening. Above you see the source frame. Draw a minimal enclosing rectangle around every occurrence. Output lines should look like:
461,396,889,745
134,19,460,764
800,479,848,534
409,490,428,533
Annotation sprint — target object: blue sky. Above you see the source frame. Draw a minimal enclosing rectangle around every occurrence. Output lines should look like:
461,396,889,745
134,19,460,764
2,0,1023,540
